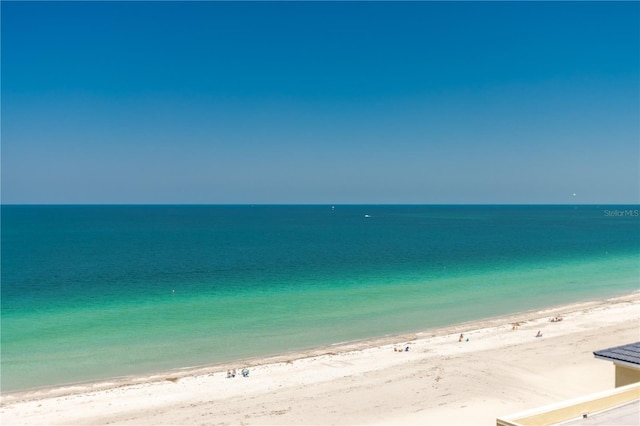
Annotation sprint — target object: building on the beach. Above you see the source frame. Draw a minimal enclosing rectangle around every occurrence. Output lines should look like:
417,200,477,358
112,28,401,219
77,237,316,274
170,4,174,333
496,342,640,426
593,341,640,387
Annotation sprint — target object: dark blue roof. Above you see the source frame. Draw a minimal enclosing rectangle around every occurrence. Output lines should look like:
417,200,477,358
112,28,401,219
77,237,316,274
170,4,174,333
594,342,640,366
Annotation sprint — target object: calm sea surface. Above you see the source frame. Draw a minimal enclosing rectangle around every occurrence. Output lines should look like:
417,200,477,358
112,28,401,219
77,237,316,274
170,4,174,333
2,205,639,391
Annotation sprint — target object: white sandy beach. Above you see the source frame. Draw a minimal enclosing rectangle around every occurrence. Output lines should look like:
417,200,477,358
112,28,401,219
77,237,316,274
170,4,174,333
1,293,639,425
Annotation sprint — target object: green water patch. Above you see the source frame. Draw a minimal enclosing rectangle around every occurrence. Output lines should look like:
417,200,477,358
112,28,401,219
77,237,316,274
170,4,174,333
2,252,638,392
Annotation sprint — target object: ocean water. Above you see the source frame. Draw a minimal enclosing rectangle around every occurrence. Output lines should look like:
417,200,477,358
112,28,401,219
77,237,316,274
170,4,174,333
1,205,639,392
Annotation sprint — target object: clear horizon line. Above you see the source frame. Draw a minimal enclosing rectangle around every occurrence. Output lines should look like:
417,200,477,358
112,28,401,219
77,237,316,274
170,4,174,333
2,202,639,207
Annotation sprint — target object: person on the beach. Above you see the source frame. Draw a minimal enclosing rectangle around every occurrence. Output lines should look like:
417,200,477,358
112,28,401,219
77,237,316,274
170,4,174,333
459,333,464,342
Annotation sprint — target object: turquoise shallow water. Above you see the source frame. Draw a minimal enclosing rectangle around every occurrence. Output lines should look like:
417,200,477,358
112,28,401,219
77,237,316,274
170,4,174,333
2,205,639,391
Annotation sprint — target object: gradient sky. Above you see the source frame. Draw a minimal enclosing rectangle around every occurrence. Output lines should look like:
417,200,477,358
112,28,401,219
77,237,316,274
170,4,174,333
2,1,639,204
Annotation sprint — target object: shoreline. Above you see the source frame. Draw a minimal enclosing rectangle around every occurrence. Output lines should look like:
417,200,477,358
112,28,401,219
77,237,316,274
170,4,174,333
2,291,639,425
3,290,638,399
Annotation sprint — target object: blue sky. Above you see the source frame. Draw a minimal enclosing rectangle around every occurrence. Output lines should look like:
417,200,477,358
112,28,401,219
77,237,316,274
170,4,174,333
2,1,638,204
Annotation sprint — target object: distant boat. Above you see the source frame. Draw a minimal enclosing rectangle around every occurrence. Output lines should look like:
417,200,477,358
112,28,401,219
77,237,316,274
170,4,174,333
364,214,371,218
